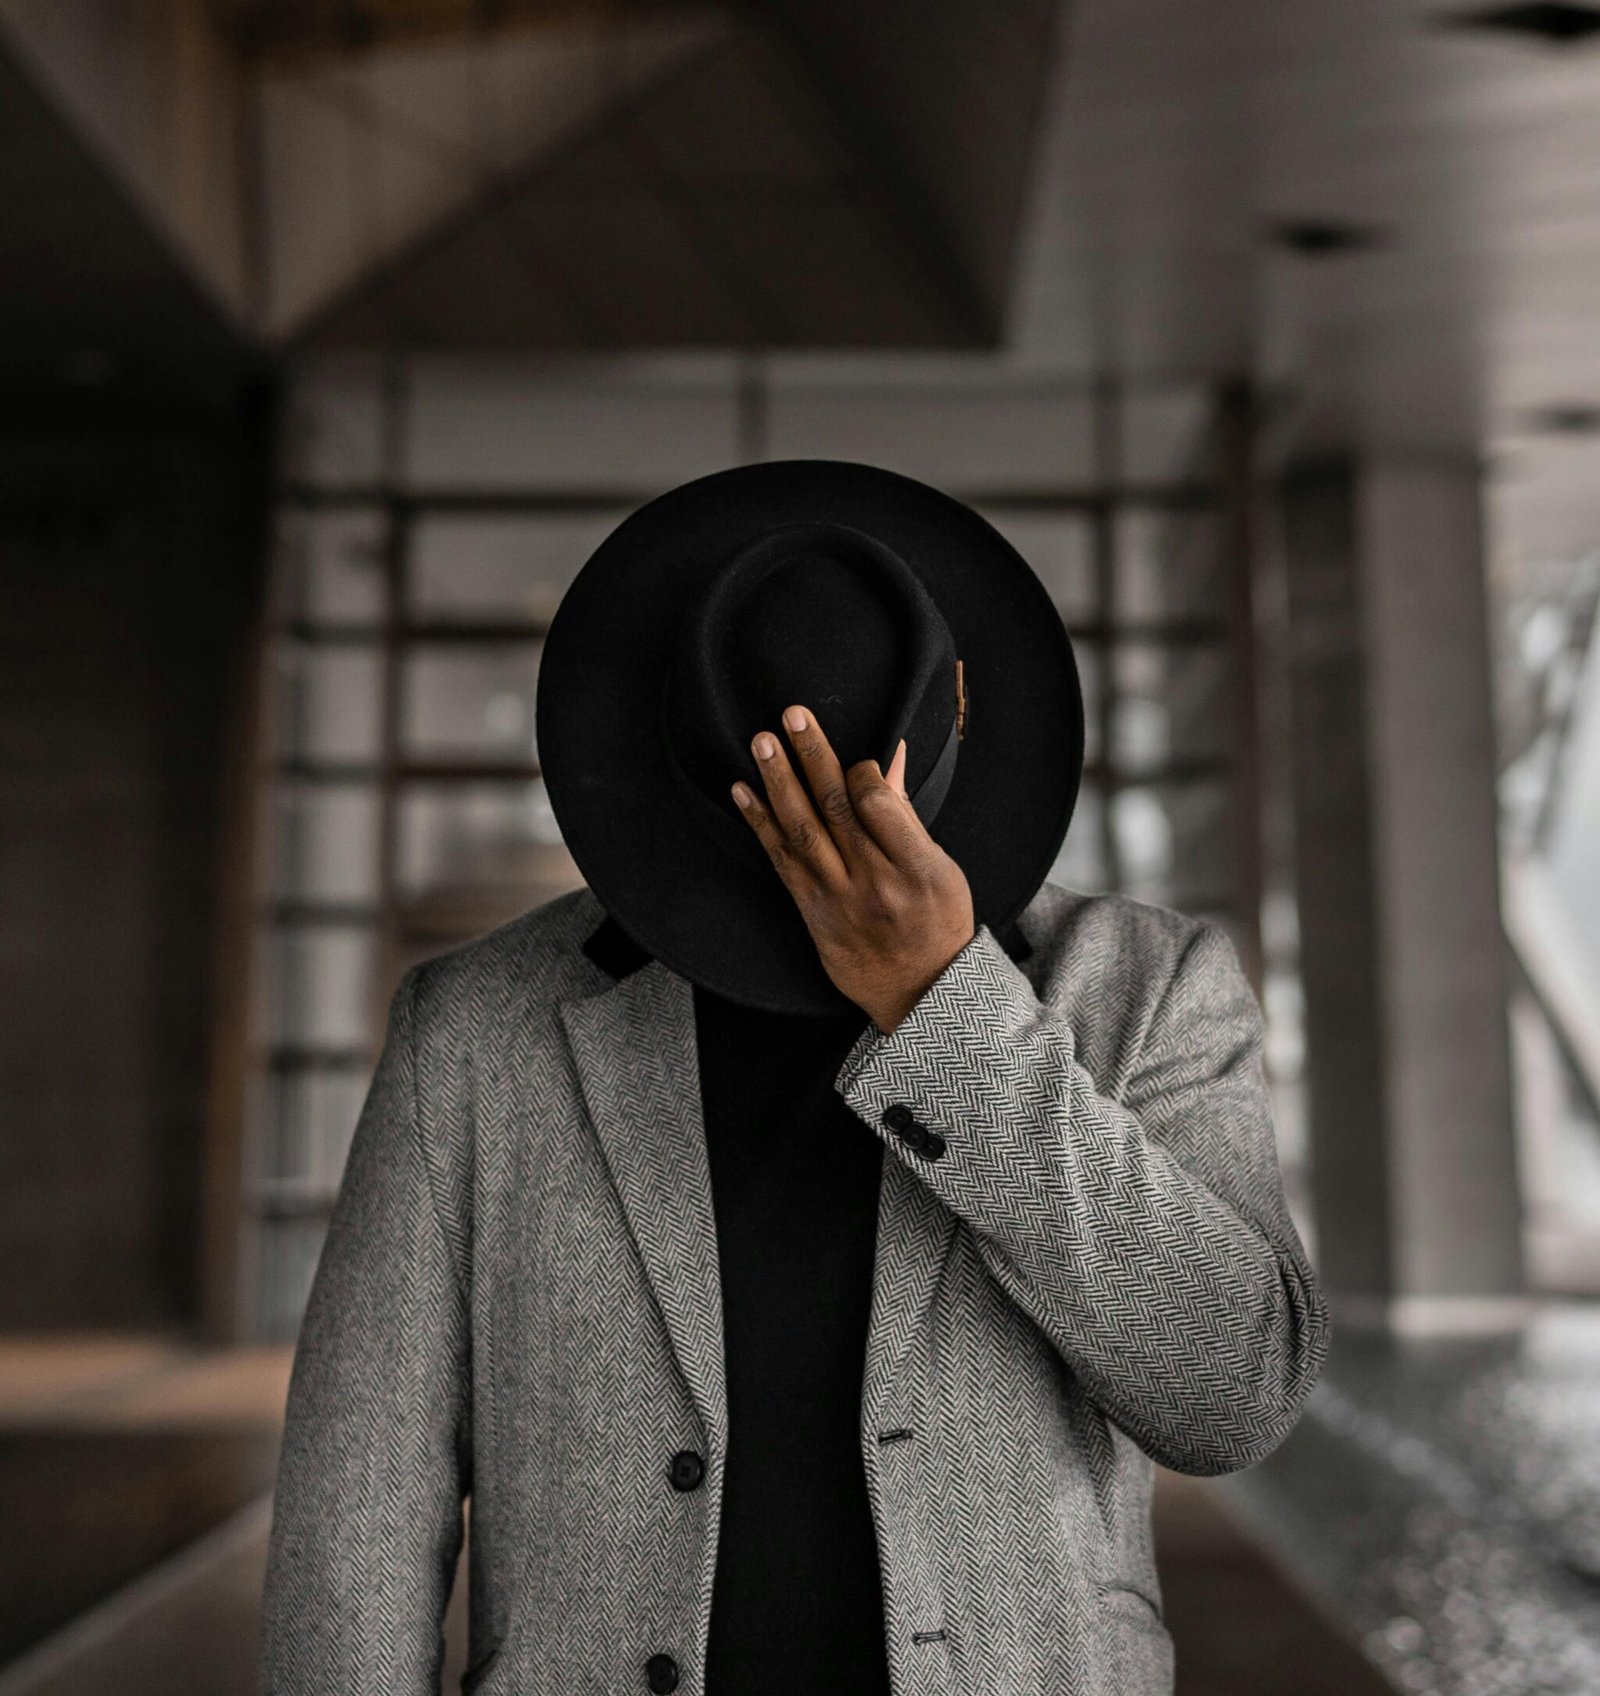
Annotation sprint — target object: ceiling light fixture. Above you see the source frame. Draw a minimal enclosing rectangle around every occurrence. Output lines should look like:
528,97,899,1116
1264,219,1389,256
1522,402,1600,433
1439,4,1600,44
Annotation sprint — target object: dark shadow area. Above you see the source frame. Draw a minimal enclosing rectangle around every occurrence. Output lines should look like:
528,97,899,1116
0,1427,280,1666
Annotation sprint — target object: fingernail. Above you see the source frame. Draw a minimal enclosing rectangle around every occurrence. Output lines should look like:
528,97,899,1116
784,707,807,732
732,783,751,808
755,734,776,759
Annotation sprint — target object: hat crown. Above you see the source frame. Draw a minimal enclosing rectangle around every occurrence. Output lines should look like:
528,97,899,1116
661,520,960,869
533,457,1082,1013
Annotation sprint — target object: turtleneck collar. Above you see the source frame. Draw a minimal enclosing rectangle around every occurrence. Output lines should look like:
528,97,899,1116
580,906,1035,987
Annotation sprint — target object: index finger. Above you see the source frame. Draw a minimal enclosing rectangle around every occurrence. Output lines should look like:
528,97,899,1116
780,705,891,874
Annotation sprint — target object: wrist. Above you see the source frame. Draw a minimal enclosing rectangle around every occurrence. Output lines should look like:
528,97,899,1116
859,923,978,1036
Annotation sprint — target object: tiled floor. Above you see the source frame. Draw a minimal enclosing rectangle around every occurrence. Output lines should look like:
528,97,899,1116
0,1335,1397,1695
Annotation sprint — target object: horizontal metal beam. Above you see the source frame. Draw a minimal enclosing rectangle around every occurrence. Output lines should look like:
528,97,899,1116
277,481,1222,514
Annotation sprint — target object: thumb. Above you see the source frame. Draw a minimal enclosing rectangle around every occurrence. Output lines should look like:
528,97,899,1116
886,737,908,798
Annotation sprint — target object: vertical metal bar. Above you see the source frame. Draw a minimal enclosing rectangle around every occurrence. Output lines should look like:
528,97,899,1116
371,353,409,1045
198,550,274,1344
1217,379,1265,992
197,391,279,1343
1091,375,1122,893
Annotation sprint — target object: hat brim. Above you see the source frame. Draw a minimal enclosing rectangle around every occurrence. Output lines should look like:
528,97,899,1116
535,459,1084,1013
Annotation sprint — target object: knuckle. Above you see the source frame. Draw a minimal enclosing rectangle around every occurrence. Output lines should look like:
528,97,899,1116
786,816,820,855
819,785,856,826
901,851,936,886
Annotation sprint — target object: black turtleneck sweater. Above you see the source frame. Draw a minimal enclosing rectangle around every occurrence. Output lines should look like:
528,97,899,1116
692,979,892,1696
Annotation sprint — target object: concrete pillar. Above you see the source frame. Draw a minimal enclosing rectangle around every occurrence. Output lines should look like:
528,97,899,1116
1277,456,1526,1330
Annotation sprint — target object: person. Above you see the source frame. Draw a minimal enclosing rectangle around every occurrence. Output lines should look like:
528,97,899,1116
259,460,1329,1696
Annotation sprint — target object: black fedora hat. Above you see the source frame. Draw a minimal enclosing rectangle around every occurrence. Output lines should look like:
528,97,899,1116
535,459,1084,1014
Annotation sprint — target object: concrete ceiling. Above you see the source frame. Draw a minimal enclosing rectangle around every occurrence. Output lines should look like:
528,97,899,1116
214,0,689,62
292,19,988,350
0,33,258,402
0,0,1063,357
1000,0,1600,553
9,0,1600,565
286,0,1062,351
255,10,728,338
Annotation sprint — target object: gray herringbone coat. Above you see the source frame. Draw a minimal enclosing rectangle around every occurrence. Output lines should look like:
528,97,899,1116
260,878,1329,1696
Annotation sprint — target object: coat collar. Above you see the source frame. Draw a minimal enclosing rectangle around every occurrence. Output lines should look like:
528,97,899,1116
558,900,1035,1454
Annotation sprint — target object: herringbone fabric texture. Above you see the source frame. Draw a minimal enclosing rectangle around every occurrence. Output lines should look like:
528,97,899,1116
259,879,1329,1696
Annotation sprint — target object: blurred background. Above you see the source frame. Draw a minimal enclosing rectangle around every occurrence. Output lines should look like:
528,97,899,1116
2,1,1600,1692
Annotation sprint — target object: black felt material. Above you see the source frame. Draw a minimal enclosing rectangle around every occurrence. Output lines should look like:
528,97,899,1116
537,459,1079,1013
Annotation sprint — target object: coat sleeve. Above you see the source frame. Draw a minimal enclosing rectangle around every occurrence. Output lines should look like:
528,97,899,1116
833,918,1330,1476
260,960,469,1693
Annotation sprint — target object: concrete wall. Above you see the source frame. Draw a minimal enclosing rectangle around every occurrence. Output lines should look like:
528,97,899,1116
0,396,270,1329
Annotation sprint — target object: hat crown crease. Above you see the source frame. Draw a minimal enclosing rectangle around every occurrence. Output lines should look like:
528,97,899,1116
660,521,960,870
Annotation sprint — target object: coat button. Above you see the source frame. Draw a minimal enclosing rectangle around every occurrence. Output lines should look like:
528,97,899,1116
882,1103,914,1131
668,1449,705,1491
922,1130,947,1159
645,1652,680,1692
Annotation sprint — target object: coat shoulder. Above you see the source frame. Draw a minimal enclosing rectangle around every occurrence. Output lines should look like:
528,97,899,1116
1018,879,1214,979
406,883,609,1033
1014,881,1221,1075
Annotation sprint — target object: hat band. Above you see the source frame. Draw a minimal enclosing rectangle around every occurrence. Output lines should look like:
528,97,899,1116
662,707,961,874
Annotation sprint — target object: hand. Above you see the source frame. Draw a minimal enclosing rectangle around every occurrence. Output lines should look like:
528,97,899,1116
731,704,975,1033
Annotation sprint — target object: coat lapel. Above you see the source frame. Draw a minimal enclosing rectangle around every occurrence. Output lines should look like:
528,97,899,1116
556,908,1037,1455
557,956,728,1456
